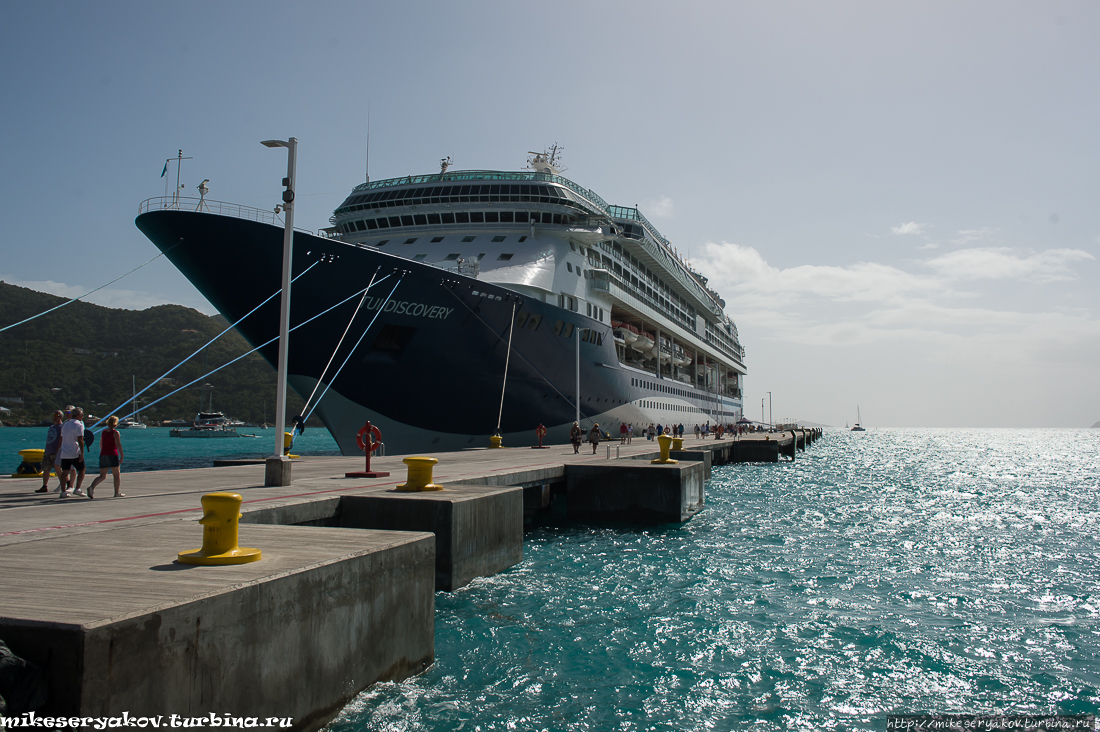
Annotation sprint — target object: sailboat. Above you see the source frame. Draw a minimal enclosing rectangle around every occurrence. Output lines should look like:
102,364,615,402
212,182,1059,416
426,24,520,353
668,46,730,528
117,376,147,429
850,405,866,432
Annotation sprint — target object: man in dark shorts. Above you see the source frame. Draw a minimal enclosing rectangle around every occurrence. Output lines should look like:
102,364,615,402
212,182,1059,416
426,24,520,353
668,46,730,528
58,407,86,498
35,410,65,493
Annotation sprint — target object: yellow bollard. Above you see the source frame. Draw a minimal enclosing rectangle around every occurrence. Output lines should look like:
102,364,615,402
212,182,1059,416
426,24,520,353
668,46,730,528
651,434,678,464
283,431,300,459
489,434,503,448
177,492,262,565
672,437,684,451
395,456,444,491
13,449,53,478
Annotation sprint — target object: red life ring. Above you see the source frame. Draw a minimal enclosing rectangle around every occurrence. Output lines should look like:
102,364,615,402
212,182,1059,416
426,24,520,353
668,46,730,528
355,424,383,453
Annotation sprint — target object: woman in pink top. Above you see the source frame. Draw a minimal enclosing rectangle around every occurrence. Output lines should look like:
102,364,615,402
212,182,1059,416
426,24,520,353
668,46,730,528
88,415,125,499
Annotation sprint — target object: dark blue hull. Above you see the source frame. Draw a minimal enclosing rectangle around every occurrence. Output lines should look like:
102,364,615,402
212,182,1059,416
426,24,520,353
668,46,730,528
136,210,741,454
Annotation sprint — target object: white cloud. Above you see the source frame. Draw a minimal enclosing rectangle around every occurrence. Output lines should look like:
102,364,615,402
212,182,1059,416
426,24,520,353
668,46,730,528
923,247,1094,282
692,240,1100,366
645,196,674,218
951,227,996,245
891,221,927,235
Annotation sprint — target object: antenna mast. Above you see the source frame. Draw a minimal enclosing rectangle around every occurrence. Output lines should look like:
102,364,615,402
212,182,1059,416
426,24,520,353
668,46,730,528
365,101,371,183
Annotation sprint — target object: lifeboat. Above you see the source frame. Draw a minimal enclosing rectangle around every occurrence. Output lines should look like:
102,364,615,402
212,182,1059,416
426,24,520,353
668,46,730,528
612,320,639,345
632,329,654,353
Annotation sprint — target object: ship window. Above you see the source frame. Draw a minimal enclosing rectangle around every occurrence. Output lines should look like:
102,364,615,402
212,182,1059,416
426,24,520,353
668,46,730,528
462,235,476,242
570,241,575,252
404,238,417,244
431,236,444,243
492,235,506,242
516,311,529,327
518,235,527,242
485,212,499,223
444,253,460,260
586,302,591,316
489,185,500,195
414,214,427,226
477,253,486,260
428,213,441,225
567,263,573,273
520,185,530,195
456,212,470,223
562,322,574,338
459,186,471,195
552,320,564,336
497,253,513,261
552,214,563,225
413,188,427,197
442,213,455,224
376,218,390,228
499,211,514,222
388,216,401,227
366,219,378,230
515,212,528,223
525,314,541,330
413,253,427,261
401,215,414,226
354,220,365,231
470,212,484,223
377,240,389,246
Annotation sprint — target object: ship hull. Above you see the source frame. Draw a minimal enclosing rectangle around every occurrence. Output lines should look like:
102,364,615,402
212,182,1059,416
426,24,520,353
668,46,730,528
136,210,741,455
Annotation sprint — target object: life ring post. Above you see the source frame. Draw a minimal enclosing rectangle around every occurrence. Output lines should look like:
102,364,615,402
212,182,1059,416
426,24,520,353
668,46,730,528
345,420,391,478
531,423,548,449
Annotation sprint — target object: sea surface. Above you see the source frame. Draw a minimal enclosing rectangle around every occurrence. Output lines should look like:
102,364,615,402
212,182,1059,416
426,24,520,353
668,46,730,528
0,425,341,474
319,428,1099,731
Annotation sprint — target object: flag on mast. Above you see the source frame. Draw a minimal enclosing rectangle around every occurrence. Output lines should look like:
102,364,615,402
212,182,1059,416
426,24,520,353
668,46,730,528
161,161,168,178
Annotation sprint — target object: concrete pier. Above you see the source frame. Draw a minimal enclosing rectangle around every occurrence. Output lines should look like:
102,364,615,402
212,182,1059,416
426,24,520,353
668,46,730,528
0,522,434,729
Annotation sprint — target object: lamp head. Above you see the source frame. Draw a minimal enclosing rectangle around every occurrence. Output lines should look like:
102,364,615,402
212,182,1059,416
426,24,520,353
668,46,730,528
261,140,288,149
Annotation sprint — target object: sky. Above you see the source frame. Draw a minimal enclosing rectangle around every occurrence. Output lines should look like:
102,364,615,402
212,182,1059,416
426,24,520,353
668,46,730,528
1,1,1097,428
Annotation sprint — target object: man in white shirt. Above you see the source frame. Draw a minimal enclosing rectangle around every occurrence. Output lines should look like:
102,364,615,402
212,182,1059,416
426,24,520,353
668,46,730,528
58,407,86,498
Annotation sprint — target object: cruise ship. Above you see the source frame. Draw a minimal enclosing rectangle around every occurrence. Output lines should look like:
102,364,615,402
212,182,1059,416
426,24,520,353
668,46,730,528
135,148,746,455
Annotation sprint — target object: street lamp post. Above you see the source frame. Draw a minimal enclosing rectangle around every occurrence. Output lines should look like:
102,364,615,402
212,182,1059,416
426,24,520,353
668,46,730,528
261,137,297,463
767,391,772,431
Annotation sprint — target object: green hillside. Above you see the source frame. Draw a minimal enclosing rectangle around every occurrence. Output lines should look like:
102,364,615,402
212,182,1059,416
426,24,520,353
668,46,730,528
0,281,311,426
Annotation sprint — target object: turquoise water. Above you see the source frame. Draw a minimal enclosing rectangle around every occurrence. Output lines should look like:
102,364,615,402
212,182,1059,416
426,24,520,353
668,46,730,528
0,426,341,474
328,428,1100,731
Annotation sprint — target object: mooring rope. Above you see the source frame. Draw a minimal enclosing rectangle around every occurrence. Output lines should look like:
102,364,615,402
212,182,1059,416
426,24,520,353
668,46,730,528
86,261,320,432
95,273,392,432
1,239,185,333
496,301,517,432
299,266,381,416
303,272,406,421
441,283,594,428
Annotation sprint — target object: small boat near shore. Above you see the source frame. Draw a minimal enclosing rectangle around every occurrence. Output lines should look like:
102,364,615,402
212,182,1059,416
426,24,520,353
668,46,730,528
169,411,240,438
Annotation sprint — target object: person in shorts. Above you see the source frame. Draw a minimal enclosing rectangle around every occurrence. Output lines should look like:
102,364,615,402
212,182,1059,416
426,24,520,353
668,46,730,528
36,410,65,493
87,415,125,499
58,407,86,497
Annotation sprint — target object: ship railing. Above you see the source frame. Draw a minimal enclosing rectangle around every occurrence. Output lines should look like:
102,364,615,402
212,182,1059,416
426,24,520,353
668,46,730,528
428,259,481,277
138,197,324,237
350,170,612,214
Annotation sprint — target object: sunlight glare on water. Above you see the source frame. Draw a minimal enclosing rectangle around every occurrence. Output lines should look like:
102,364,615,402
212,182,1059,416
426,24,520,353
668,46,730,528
328,429,1100,731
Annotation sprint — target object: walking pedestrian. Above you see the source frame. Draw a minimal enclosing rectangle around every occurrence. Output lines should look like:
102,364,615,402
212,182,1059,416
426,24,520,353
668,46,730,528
58,407,86,498
87,416,125,499
626,423,633,444
619,422,627,444
35,410,64,493
588,423,601,454
569,421,583,454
